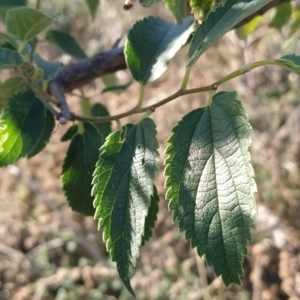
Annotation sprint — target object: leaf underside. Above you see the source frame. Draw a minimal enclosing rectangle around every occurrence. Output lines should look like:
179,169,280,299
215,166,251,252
165,91,257,286
92,118,159,295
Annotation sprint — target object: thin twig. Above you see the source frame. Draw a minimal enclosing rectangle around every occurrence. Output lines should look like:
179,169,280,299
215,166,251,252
48,80,72,124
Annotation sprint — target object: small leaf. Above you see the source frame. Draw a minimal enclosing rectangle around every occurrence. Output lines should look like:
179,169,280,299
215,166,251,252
290,7,300,35
91,103,111,139
165,0,188,23
84,0,99,19
269,3,292,29
139,0,161,7
92,118,159,295
61,123,103,216
235,16,261,40
0,47,23,69
142,185,159,246
188,0,273,67
274,55,300,75
0,77,26,110
46,30,87,60
5,7,57,42
101,80,133,94
0,89,54,166
165,91,256,286
125,16,193,84
34,53,61,81
189,0,214,20
61,124,79,142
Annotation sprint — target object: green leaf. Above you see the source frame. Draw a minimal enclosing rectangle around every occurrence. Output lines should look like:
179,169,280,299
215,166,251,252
34,53,61,81
5,7,57,42
235,16,261,40
139,0,161,7
165,0,188,23
274,55,300,75
0,77,26,110
189,0,215,19
61,124,79,142
27,108,55,158
84,0,99,19
46,30,87,60
61,122,103,216
0,89,54,166
165,91,256,286
269,3,292,29
0,0,26,6
142,185,159,246
0,47,23,69
290,7,300,35
91,103,111,139
0,31,19,49
125,16,193,84
188,0,273,67
92,118,159,295
101,80,133,94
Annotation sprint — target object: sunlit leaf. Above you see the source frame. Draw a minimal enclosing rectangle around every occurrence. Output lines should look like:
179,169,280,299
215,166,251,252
188,0,273,67
165,91,256,286
92,118,159,295
46,30,87,60
0,89,54,166
125,16,193,84
5,7,57,42
142,185,159,246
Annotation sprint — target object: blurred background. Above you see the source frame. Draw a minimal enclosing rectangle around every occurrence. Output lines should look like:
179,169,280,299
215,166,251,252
1,0,300,299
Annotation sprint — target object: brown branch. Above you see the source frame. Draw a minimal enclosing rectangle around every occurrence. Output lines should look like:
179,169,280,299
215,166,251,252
49,0,291,95
43,0,292,123
50,46,126,94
